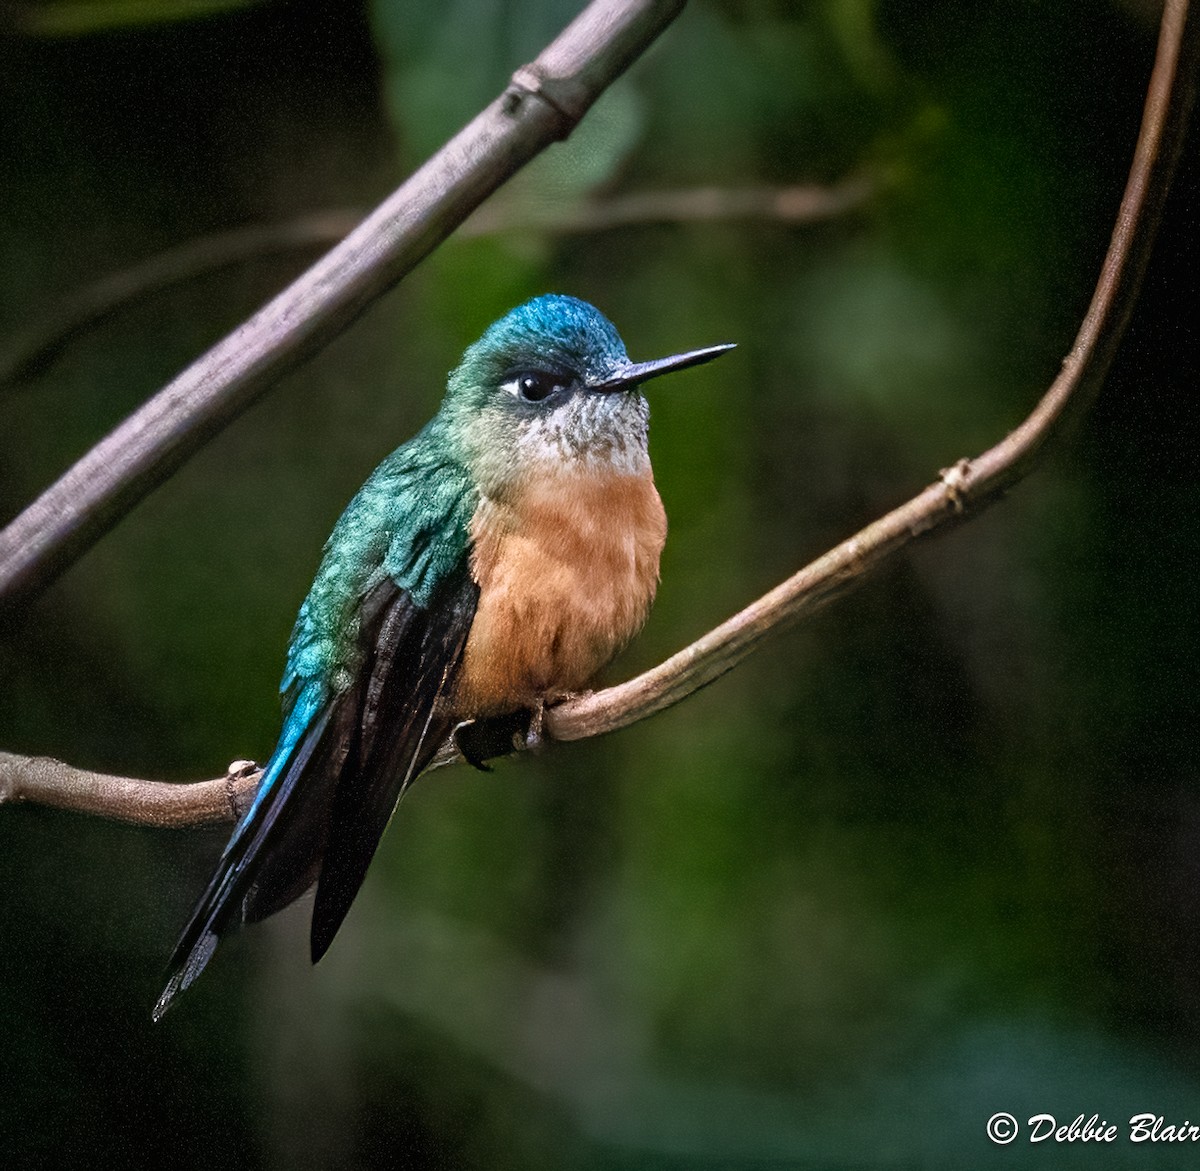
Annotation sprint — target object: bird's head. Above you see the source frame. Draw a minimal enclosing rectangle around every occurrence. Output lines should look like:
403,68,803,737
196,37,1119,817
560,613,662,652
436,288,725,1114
440,294,733,496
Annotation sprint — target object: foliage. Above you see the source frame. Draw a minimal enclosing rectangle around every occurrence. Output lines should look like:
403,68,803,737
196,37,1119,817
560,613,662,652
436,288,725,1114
1,1,1196,1166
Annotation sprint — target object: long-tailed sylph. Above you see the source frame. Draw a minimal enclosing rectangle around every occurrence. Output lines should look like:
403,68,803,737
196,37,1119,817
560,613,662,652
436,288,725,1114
154,294,734,1019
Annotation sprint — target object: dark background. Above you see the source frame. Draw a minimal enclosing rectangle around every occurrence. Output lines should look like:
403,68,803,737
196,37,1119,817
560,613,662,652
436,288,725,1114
1,0,1197,1166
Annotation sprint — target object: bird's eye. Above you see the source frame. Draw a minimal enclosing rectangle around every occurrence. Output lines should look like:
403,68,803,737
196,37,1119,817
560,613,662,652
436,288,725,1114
501,372,566,403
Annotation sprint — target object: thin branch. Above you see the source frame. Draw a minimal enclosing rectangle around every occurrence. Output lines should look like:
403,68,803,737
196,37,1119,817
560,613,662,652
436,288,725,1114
460,173,875,234
0,0,1193,828
0,0,686,608
0,178,871,390
0,752,259,829
0,212,361,389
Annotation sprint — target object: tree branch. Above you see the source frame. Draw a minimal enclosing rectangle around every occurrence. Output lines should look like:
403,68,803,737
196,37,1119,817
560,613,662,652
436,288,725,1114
545,0,1196,744
0,212,361,389
0,0,686,607
0,178,872,390
0,0,1193,827
461,173,875,235
0,752,259,829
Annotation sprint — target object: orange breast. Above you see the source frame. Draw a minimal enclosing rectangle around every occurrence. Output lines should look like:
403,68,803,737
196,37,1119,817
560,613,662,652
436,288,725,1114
455,469,667,716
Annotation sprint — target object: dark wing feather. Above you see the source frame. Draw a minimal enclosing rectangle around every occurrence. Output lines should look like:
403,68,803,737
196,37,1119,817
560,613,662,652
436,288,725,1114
154,567,477,1020
237,577,424,926
310,566,478,961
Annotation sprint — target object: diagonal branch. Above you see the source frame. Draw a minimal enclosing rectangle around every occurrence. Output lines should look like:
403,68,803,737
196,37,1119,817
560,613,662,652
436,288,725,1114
0,0,686,607
0,0,1194,828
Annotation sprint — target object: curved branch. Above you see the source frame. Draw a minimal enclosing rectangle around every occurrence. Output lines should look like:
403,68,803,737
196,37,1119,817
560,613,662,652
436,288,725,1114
0,0,1193,827
0,0,686,607
549,0,1196,742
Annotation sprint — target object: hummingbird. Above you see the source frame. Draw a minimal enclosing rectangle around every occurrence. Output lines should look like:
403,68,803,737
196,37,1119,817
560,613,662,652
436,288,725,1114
153,294,734,1020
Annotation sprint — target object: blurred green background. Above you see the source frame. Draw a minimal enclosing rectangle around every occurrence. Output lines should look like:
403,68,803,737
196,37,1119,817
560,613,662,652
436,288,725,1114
1,0,1197,1166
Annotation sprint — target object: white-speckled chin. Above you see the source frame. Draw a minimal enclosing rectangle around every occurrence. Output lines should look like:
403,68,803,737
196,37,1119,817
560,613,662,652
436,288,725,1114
514,390,651,477
460,388,654,499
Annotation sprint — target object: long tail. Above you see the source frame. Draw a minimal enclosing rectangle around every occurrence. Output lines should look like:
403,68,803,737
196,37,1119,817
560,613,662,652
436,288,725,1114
152,685,336,1021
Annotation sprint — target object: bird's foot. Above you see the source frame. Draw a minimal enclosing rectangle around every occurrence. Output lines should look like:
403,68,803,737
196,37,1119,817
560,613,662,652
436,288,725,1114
453,710,535,771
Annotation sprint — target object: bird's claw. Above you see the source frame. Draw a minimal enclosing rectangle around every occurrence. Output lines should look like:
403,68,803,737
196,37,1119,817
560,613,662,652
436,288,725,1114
453,720,495,771
524,699,545,753
453,709,536,771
